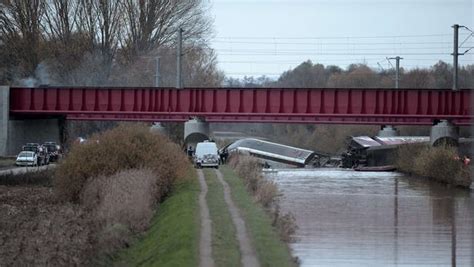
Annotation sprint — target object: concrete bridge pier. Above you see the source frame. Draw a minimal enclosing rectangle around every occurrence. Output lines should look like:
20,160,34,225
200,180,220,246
1,86,62,156
0,86,9,156
184,118,210,149
430,120,459,146
377,125,399,137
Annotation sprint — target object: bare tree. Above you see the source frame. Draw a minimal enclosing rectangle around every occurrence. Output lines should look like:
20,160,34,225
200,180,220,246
0,0,45,76
42,0,78,42
76,0,122,63
121,0,211,58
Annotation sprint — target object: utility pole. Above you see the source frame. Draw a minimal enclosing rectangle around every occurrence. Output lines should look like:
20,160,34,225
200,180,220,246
388,56,403,88
176,28,183,89
155,57,161,87
452,24,459,91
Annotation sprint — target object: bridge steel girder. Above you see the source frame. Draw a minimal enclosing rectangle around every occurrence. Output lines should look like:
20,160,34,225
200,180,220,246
8,87,473,125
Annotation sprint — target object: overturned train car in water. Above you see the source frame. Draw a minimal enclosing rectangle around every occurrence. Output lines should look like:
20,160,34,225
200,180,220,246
341,136,429,169
222,138,317,167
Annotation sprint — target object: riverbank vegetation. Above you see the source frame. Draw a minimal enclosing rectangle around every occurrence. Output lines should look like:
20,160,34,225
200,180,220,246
396,144,471,188
225,155,298,266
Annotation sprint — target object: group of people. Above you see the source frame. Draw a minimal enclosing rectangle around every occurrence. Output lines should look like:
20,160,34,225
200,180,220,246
454,155,471,166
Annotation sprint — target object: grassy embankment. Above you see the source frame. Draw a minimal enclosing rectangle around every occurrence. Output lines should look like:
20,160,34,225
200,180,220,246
115,168,200,266
396,144,471,188
203,169,241,266
220,166,296,267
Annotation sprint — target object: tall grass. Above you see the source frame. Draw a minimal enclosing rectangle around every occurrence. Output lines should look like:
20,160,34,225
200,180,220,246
82,169,157,232
54,124,189,202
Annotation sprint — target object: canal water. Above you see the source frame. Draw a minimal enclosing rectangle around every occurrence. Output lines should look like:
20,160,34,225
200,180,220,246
266,169,474,267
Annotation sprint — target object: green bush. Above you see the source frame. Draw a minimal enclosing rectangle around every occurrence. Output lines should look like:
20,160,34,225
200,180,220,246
54,124,189,202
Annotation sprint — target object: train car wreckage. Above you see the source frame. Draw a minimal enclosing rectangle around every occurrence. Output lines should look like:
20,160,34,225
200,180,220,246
341,136,430,169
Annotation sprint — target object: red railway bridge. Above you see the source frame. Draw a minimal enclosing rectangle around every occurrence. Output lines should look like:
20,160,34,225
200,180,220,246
7,86,473,125
1,86,472,156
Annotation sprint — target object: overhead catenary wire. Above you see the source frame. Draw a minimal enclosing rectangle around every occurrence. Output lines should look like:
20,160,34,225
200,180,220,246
213,33,470,40
213,46,454,52
214,31,474,77
213,40,465,45
218,59,474,63
218,52,449,56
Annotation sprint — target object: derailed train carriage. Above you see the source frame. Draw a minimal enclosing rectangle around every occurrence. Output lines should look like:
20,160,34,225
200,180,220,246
221,138,318,167
341,136,429,169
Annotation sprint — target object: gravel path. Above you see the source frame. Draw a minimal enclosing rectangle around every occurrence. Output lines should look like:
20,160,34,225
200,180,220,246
0,164,56,176
215,169,260,267
197,169,215,267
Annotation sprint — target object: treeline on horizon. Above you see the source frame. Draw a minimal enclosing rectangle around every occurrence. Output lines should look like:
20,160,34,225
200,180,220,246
225,60,474,89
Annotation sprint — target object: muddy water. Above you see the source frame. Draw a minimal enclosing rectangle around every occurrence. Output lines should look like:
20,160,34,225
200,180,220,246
266,169,474,267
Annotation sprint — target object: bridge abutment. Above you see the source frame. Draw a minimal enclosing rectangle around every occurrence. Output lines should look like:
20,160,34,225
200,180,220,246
184,118,210,149
430,120,459,146
1,86,62,156
6,119,62,156
0,86,9,156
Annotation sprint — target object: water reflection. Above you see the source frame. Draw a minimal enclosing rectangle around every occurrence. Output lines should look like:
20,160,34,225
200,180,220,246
266,169,474,266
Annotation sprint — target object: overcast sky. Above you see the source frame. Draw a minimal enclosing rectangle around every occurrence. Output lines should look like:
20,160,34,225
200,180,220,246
209,0,474,78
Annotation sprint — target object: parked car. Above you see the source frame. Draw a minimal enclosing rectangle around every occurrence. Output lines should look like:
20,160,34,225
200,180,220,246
22,144,49,165
193,141,219,169
43,142,61,162
16,151,38,166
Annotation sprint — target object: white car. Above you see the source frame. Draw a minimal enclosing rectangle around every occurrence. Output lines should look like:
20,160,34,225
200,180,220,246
193,141,219,168
16,151,38,166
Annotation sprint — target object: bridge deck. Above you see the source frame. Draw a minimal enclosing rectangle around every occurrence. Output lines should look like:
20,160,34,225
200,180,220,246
8,87,472,125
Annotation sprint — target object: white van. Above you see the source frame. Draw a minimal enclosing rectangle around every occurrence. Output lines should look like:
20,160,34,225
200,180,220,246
194,141,219,168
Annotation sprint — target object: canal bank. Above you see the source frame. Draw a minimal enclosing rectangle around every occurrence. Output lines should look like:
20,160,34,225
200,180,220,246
266,168,474,266
115,166,295,267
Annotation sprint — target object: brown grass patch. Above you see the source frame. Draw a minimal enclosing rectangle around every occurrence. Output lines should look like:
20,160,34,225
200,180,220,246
0,186,95,266
82,169,157,233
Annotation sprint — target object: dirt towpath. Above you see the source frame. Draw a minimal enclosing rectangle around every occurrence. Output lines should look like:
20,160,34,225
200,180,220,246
215,169,260,267
197,169,215,267
0,164,56,176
